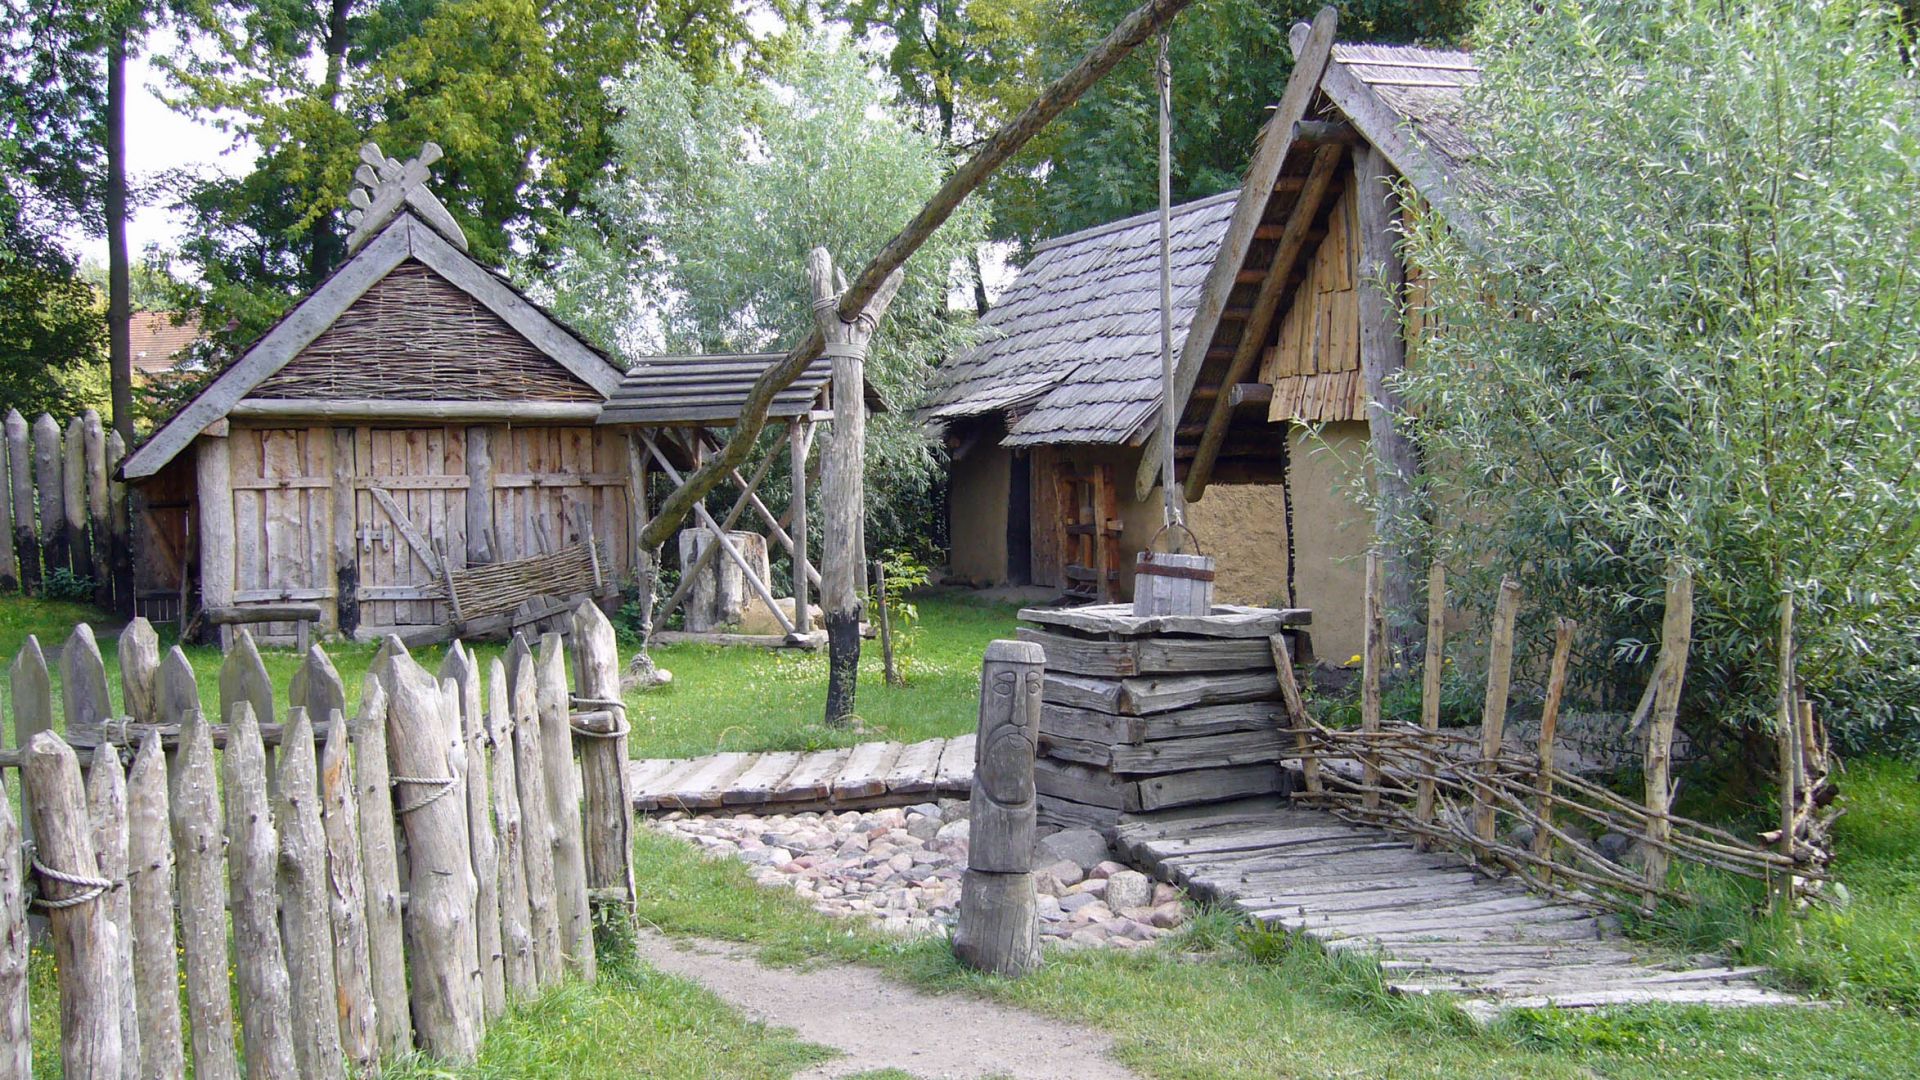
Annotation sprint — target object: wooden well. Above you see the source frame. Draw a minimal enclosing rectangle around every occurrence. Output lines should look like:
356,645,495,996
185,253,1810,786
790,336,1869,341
1016,603,1312,832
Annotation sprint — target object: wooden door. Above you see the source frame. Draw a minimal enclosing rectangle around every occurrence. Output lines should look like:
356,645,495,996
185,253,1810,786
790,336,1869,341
1056,462,1122,603
351,426,468,632
488,426,630,574
229,426,334,639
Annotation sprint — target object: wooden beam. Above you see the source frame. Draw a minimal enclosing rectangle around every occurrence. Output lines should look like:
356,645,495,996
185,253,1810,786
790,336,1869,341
1185,142,1345,499
1354,144,1419,647
195,433,235,648
789,419,812,634
1293,119,1360,146
1228,383,1274,407
229,400,603,423
1319,59,1478,247
1135,6,1340,502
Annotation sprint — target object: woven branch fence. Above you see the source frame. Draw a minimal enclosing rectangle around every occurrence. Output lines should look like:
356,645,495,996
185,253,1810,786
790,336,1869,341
0,409,134,614
1278,555,1832,916
0,603,635,1077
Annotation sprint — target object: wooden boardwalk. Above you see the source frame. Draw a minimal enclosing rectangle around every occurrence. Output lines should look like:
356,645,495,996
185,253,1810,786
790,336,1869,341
1116,804,1800,1013
629,735,974,813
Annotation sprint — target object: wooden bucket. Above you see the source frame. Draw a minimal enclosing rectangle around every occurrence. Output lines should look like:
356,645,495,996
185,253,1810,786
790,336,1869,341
1133,524,1215,617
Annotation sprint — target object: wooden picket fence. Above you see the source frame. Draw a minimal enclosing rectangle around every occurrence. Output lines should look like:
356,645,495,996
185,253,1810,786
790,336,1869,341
0,601,634,1077
0,408,134,613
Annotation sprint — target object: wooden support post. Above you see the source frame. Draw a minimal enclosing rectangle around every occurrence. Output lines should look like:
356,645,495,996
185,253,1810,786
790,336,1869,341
488,658,536,997
24,733,121,1077
170,710,239,1080
349,676,411,1059
1773,589,1797,910
791,419,812,633
330,428,358,637
1643,567,1693,908
224,703,298,1080
318,711,377,1074
571,602,635,921
84,743,137,1076
1355,144,1419,655
1534,617,1576,872
1473,576,1521,848
814,248,905,724
195,433,235,647
954,640,1043,977
83,411,107,607
536,633,595,981
33,415,67,578
60,623,112,732
1414,563,1446,849
435,677,485,1034
509,636,563,985
116,617,159,726
873,560,901,687
385,656,481,1063
0,776,27,1078
105,430,131,616
647,436,786,634
466,426,495,566
1269,633,1319,794
441,643,504,1019
1360,552,1385,810
126,733,183,1080
4,411,31,595
274,709,345,1080
63,415,90,585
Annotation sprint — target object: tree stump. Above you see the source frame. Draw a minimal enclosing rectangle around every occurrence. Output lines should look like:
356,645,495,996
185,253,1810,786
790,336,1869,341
954,640,1044,977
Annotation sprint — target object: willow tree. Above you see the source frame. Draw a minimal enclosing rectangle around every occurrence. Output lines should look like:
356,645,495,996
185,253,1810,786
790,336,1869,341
1398,0,1920,751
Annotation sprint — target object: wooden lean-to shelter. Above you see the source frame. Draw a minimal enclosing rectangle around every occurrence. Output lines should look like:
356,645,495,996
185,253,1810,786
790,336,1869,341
121,143,634,645
930,11,1475,662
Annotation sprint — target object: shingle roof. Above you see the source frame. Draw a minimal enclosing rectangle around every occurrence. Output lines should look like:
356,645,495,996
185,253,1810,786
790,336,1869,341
129,311,202,374
922,190,1238,447
598,352,885,426
1329,42,1481,192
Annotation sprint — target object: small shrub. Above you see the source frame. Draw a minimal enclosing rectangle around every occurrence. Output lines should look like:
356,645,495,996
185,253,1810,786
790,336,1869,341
41,567,95,604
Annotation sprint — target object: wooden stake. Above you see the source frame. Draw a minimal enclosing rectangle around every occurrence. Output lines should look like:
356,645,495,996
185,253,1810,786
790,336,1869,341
116,617,160,725
436,677,485,1035
536,633,594,981
0,775,28,1078
9,639,51,851
170,711,238,1080
349,676,411,1059
509,636,562,985
571,602,635,922
3,410,31,595
318,710,377,1074
873,560,902,687
441,643,504,1018
83,744,137,1080
1643,566,1694,908
274,709,345,1080
1534,617,1576,871
1360,552,1386,810
24,733,121,1077
224,703,298,1080
60,623,113,732
1269,633,1320,794
63,416,88,584
385,657,481,1062
1773,589,1797,910
488,658,536,998
1473,576,1522,847
790,420,812,634
1414,562,1446,848
83,411,107,606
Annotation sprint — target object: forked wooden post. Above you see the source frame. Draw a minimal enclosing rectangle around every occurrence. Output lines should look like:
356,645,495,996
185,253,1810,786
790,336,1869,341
1643,567,1693,908
1414,562,1446,849
25,733,120,1077
954,640,1044,977
1360,552,1385,810
1473,576,1521,847
1533,617,1576,872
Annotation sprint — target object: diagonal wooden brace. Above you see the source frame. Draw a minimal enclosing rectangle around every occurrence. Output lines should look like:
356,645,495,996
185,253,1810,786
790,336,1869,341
643,433,799,638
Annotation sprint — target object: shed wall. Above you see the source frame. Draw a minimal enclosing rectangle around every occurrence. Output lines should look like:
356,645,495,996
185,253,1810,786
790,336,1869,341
946,429,1011,586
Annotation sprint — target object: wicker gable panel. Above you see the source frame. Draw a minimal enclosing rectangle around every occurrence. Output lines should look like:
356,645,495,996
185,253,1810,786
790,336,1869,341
252,260,602,402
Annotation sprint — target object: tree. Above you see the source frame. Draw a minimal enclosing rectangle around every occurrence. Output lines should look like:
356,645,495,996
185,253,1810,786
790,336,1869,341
1396,0,1920,753
545,37,989,567
162,0,795,350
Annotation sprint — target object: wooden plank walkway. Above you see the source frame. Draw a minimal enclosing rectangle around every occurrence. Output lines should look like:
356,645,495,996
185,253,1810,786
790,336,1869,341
630,735,974,814
1116,804,1801,1014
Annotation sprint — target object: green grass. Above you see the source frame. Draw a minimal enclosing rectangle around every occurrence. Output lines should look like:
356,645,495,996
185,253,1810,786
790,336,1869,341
0,591,1020,762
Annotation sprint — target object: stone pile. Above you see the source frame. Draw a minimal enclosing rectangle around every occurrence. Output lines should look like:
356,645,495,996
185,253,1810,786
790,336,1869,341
649,804,1187,948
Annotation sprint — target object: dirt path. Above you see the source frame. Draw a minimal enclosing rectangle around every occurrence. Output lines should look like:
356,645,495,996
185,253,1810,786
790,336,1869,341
636,932,1144,1080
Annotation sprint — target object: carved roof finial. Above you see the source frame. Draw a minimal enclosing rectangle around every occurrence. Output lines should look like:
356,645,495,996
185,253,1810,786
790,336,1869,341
344,140,469,254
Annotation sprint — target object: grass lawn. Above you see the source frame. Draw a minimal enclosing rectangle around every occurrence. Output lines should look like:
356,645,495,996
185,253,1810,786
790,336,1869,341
5,591,1920,1077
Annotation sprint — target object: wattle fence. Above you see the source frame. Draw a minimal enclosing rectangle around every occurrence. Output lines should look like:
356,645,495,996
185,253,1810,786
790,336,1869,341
0,601,634,1077
0,409,134,614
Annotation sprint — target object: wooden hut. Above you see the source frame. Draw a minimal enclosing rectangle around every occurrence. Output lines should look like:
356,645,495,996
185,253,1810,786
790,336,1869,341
931,13,1476,662
121,143,632,644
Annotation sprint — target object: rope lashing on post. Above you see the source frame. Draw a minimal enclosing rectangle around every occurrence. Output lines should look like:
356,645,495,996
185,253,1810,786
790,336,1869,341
27,845,115,910
391,774,458,815
568,694,631,739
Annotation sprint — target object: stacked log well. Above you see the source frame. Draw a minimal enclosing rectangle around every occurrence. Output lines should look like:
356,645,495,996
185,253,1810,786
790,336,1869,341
1017,603,1309,831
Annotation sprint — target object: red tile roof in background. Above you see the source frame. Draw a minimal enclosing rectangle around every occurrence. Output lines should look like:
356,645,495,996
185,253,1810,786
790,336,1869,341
129,311,202,375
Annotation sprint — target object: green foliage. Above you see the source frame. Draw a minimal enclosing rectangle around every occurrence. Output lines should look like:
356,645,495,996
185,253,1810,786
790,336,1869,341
1396,0,1920,750
870,548,933,680
39,567,96,605
548,37,987,561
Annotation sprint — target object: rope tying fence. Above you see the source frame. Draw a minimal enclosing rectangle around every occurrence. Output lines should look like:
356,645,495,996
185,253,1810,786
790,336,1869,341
27,848,114,911
390,774,459,816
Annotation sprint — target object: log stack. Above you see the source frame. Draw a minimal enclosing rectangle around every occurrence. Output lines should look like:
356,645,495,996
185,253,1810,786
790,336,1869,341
1017,603,1311,832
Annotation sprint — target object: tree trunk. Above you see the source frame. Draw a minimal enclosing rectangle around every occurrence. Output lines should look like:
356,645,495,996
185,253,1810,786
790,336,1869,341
105,28,132,442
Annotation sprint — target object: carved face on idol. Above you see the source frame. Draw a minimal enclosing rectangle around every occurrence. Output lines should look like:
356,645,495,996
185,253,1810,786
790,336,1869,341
981,669,1036,808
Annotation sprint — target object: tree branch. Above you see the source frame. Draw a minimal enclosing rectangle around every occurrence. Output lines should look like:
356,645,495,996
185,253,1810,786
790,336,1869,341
637,0,1204,552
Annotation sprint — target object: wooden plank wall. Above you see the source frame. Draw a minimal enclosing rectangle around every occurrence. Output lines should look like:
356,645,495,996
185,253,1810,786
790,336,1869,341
1258,179,1366,423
